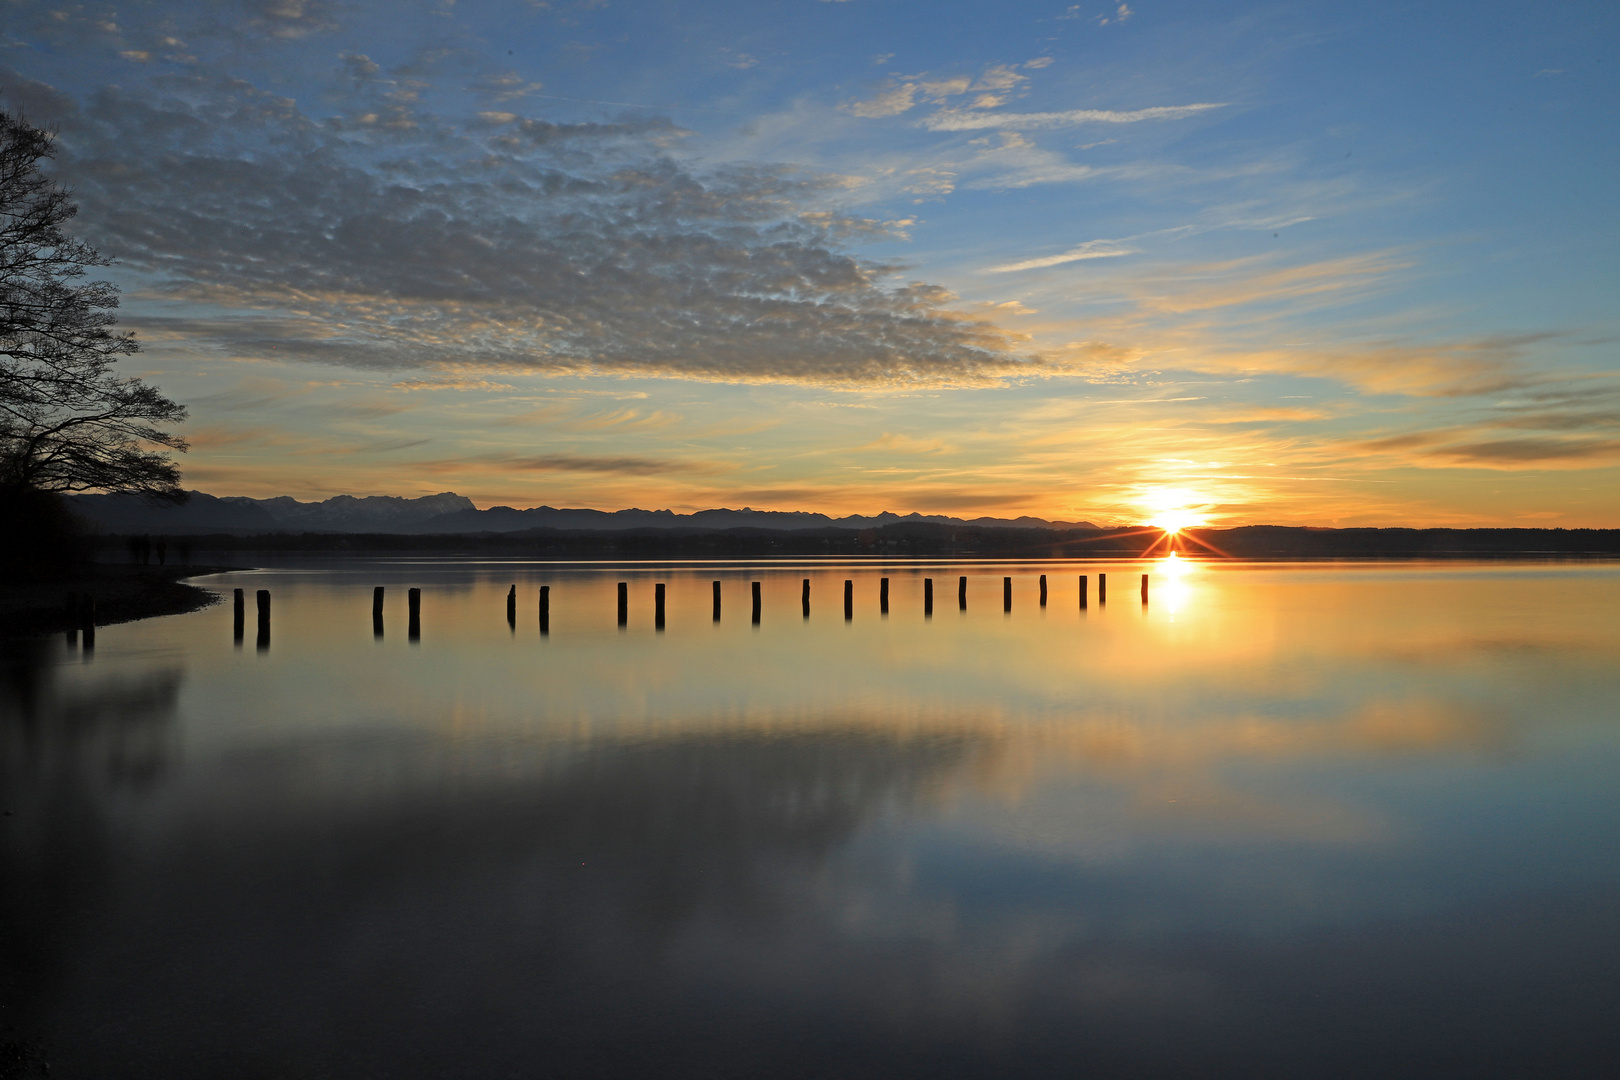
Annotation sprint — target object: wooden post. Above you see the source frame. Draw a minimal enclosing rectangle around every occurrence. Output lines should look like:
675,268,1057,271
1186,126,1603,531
655,582,666,629
257,589,272,650
1141,574,1149,604
234,588,245,642
802,578,810,619
958,575,967,610
1078,575,1088,608
539,585,550,635
407,587,420,641
844,579,853,620
507,584,517,630
713,580,722,622
78,595,96,653
880,577,890,614
1003,576,1012,612
1099,573,1107,604
1040,574,1048,606
617,582,628,627
924,577,933,617
373,586,384,638
752,581,762,624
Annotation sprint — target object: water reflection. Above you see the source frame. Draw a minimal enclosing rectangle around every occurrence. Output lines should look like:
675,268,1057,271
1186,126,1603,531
2,560,1618,1078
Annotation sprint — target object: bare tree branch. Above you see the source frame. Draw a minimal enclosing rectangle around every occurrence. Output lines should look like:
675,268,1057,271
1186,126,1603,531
0,108,187,502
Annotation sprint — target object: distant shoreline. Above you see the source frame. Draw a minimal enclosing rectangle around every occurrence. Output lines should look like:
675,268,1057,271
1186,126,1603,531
83,524,1620,562
0,565,241,638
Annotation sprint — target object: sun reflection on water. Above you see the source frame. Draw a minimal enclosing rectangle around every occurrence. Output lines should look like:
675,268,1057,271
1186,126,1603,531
1155,551,1200,618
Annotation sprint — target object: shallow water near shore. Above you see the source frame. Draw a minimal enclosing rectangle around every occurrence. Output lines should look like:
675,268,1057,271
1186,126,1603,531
5,557,1620,1078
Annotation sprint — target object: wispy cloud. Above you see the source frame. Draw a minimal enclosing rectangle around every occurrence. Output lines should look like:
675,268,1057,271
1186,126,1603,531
922,103,1227,132
987,238,1137,273
417,454,722,477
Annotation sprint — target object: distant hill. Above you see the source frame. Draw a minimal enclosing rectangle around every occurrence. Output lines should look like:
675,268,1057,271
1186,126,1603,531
68,491,478,535
65,491,1099,536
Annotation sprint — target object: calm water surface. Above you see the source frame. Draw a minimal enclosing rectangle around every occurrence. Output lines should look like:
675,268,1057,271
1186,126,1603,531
4,559,1619,1078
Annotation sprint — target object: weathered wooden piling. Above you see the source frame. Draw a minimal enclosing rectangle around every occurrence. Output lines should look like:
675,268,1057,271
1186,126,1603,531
539,585,550,635
844,579,854,620
1099,573,1107,604
924,578,933,616
373,586,384,638
656,582,666,629
617,582,628,627
234,588,245,642
714,580,722,622
1141,574,1149,603
1040,574,1048,606
752,581,762,624
78,594,96,650
1078,575,1088,608
880,577,890,614
802,578,810,618
958,575,967,610
1004,576,1012,612
257,589,272,650
407,587,420,641
507,585,517,629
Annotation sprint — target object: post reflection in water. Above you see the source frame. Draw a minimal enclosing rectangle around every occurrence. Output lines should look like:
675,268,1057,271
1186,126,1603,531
3,559,1619,1080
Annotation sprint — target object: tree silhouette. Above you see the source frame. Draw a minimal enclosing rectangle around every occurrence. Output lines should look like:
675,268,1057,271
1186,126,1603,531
0,108,186,502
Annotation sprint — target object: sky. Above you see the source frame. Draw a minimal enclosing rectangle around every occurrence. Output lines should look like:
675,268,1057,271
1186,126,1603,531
2,0,1616,526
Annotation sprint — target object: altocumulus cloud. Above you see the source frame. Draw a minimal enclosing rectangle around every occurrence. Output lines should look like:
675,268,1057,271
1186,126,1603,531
1,56,1030,388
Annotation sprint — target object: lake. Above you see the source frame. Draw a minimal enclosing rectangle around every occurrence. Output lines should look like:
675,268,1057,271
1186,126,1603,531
4,558,1619,1079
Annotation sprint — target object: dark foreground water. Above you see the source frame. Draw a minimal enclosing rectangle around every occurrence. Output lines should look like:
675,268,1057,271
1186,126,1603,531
4,558,1619,1079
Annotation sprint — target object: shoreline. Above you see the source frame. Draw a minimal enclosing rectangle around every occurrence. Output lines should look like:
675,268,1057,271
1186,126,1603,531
0,564,246,638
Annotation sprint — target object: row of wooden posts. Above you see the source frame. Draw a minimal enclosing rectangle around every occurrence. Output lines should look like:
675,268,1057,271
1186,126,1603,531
234,574,1148,644
230,574,1144,641
233,584,426,648
551,574,1144,630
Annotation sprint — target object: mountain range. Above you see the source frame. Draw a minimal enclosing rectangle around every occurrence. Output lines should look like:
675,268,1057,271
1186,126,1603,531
67,491,1100,536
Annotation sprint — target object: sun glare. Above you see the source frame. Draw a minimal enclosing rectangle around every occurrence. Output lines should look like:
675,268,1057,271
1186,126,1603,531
1150,511,1202,534
1140,487,1209,534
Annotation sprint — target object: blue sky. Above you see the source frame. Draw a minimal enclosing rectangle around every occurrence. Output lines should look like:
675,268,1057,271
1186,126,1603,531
3,0,1616,524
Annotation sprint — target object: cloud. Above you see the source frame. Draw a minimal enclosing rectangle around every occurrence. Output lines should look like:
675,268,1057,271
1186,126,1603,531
3,64,1033,389
1432,437,1620,465
1342,383,1620,468
988,239,1136,273
844,80,918,118
1130,253,1407,315
418,453,719,477
858,433,954,455
987,300,1039,316
844,64,1031,120
922,103,1227,132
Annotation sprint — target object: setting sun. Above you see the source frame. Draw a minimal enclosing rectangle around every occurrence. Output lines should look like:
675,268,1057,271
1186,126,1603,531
1150,511,1203,534
1140,488,1209,533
